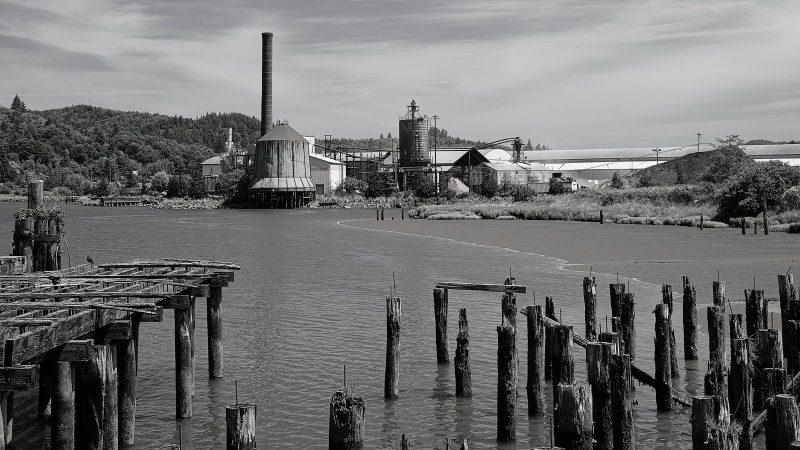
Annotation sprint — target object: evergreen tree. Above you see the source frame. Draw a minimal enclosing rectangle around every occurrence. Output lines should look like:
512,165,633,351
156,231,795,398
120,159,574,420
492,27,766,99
610,172,624,189
524,139,534,151
10,95,26,113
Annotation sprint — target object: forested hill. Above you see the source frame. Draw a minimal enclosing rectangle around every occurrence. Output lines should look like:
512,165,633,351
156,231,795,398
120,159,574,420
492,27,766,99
0,99,262,192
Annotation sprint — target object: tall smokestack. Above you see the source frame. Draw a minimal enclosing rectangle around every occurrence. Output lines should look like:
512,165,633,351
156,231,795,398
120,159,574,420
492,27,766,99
261,32,273,137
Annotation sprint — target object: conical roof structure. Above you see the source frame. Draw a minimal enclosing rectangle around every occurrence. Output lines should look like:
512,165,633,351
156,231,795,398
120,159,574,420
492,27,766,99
250,122,315,192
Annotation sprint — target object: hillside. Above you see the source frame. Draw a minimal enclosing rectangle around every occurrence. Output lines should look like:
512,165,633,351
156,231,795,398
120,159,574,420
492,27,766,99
626,146,756,187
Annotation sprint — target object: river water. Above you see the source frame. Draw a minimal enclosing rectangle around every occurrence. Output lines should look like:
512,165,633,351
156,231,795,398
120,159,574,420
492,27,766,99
0,204,769,449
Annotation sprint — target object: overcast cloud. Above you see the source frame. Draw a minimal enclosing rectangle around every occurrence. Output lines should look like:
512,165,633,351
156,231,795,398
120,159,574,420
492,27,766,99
1,0,798,147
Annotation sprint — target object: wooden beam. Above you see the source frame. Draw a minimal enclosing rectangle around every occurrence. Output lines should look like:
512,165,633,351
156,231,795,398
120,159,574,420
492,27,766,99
4,308,121,366
0,292,170,300
138,306,163,322
95,320,131,342
33,340,94,363
0,365,38,390
161,295,191,310
434,282,527,293
99,261,241,270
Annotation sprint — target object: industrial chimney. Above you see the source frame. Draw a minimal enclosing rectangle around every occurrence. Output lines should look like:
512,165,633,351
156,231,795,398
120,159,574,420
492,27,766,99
260,32,273,137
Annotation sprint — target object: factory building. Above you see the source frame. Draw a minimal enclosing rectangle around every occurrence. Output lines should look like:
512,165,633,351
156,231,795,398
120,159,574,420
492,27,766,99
308,142,346,195
248,32,315,208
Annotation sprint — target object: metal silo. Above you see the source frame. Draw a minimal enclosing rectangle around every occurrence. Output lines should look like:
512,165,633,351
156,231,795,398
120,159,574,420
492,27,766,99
251,122,315,208
398,99,430,167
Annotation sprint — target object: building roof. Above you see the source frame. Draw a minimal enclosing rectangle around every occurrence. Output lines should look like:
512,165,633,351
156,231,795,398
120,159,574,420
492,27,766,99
257,123,307,142
202,156,222,165
250,177,315,191
481,149,513,162
310,153,344,165
481,162,528,171
521,143,800,164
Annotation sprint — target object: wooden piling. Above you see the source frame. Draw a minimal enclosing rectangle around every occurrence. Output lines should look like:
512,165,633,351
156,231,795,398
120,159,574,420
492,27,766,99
763,198,769,235
400,434,411,449
755,329,783,411
780,274,795,348
600,210,604,224
767,394,800,450
654,303,673,411
38,360,54,420
207,285,224,378
545,297,556,380
730,338,752,450
551,325,575,404
662,285,679,378
620,292,636,360
586,342,613,450
2,393,11,447
118,317,139,446
554,384,593,450
329,390,365,450
683,276,699,360
433,288,449,363
497,319,516,442
52,361,75,450
76,345,107,449
708,305,727,366
746,290,767,338
384,296,401,400
609,283,625,318
599,330,620,355
104,344,119,450
692,395,738,450
583,277,597,341
175,308,193,418
523,305,544,415
730,313,744,342
455,308,472,398
226,404,257,450
610,354,634,450
788,320,800,376
704,361,728,400
742,217,747,234
713,280,726,306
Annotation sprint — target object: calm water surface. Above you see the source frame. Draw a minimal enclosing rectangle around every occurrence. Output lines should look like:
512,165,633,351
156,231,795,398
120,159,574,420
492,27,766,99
0,204,756,449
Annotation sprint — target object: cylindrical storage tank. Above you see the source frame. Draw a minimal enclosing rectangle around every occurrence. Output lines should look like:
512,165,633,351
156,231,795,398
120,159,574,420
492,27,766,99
251,122,315,193
399,117,430,167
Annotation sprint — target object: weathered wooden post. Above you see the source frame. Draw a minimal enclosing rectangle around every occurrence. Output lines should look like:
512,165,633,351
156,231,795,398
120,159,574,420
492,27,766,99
554,384,593,450
52,361,75,450
329,390,365,450
1,392,12,447
400,434,411,449
433,288,449,363
609,283,625,318
175,307,193,418
38,360,54,420
767,394,800,450
226,404,257,450
692,395,738,449
583,277,597,341
599,330,620,355
551,325,575,404
708,305,727,366
662,284,679,378
780,274,795,348
683,276,698,360
501,278,518,392
385,296,401,400
12,214,33,273
497,316,516,442
118,317,139,446
755,328,783,411
599,209,604,224
742,217,747,234
746,290,767,338
207,284,224,378
610,354,634,449
788,320,800,376
620,292,636,360
730,314,744,342
700,213,704,230
713,280,725,306
704,361,728,400
455,308,471,398
76,345,108,449
586,342,612,450
729,338,752,450
763,198,770,235
104,344,119,450
28,180,43,209
545,297,556,380
654,304,673,411
523,305,544,415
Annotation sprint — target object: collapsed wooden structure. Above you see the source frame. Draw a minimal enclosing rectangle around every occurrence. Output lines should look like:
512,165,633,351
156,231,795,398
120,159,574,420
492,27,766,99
0,258,239,449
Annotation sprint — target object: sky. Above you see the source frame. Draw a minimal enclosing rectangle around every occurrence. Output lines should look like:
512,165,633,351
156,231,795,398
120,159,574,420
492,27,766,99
1,0,799,148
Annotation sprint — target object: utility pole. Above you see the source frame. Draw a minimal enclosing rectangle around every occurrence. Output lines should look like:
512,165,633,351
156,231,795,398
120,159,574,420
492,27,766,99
652,147,662,165
432,115,439,195
697,133,701,153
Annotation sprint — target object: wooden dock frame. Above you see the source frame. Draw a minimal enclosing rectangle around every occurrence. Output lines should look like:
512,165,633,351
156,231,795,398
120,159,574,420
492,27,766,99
0,259,239,448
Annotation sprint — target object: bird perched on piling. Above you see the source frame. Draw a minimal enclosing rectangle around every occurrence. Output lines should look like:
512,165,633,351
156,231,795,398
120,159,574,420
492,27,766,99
87,255,94,267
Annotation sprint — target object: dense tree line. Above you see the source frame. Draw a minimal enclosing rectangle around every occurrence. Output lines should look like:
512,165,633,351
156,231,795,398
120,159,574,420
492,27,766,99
0,96,261,195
